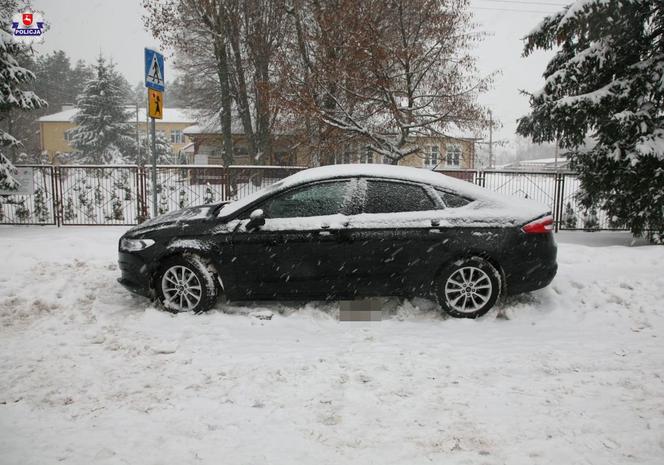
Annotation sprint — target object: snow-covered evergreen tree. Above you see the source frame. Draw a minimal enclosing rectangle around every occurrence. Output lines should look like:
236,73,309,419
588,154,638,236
33,186,49,222
158,193,169,215
14,198,29,221
203,184,215,204
16,150,48,164
69,55,133,164
583,206,600,231
1,6,46,189
178,188,188,209
517,0,664,242
94,183,103,206
0,153,18,190
108,191,124,221
562,202,577,229
137,132,173,164
63,196,75,222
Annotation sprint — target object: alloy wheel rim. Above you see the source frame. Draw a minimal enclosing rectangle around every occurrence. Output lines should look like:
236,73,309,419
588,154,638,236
444,266,492,313
161,265,202,312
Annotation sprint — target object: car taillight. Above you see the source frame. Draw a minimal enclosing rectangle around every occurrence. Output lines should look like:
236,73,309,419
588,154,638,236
522,215,554,234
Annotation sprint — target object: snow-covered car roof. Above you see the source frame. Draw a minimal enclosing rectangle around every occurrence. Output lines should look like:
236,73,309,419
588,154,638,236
280,164,481,195
218,164,550,223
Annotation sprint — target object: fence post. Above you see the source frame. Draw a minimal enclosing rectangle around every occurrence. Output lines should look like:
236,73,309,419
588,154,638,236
559,173,566,231
135,165,146,223
476,170,486,188
48,166,58,227
53,166,63,227
143,165,150,219
553,172,565,233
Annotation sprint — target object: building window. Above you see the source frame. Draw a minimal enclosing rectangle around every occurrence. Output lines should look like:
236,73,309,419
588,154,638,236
360,148,374,164
64,129,74,143
446,144,461,167
171,129,183,144
425,145,439,167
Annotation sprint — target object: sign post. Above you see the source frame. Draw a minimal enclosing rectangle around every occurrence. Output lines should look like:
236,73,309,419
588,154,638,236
144,48,165,218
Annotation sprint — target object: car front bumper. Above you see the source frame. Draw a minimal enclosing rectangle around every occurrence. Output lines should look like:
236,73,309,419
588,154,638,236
118,251,153,298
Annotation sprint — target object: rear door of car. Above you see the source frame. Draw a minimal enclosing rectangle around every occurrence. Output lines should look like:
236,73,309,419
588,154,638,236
347,178,453,297
228,178,359,299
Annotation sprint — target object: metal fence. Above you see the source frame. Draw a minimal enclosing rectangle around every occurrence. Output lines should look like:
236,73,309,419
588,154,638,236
436,169,612,231
0,164,616,231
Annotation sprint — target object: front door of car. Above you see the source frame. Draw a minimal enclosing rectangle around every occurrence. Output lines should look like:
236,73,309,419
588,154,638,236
347,179,451,297
229,178,359,300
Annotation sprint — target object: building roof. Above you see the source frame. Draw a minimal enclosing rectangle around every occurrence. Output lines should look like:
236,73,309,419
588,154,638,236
37,107,198,124
502,156,569,171
183,110,295,136
183,117,244,136
181,142,195,153
517,156,568,166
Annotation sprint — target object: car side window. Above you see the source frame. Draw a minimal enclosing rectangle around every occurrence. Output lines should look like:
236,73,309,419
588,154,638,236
435,188,471,208
364,180,436,214
258,180,351,218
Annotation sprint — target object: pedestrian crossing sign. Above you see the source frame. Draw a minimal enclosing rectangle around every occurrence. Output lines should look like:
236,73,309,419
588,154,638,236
144,48,165,92
148,89,163,119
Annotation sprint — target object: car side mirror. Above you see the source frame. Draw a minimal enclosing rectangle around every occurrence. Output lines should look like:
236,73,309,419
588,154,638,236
246,208,265,231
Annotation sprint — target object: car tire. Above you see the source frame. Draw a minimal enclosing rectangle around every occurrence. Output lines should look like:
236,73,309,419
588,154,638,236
437,257,501,319
155,254,218,313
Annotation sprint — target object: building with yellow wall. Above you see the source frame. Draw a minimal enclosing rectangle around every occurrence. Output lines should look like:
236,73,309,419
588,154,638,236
37,106,197,162
319,136,477,170
183,120,477,170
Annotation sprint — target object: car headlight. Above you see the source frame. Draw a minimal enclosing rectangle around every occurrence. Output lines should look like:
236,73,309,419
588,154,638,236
120,238,155,252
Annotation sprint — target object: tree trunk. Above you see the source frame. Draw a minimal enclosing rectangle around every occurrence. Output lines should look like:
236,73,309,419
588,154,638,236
227,14,258,161
254,60,272,165
212,13,236,197
290,2,318,166
214,28,234,169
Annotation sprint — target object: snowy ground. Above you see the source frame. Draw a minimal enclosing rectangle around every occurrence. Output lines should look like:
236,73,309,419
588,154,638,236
1,226,663,465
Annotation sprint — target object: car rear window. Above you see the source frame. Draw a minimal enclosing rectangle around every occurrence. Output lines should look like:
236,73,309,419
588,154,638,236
435,188,471,208
364,180,436,214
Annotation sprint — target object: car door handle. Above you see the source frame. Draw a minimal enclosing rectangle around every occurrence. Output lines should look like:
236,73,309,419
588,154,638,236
429,228,442,234
317,230,332,236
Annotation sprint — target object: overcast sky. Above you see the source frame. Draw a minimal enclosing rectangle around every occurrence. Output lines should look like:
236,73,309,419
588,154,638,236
32,0,561,142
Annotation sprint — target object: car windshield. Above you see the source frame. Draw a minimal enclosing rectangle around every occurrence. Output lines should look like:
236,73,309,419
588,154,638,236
217,180,285,218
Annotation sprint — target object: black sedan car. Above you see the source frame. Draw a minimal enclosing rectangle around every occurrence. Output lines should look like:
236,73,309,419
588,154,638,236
118,164,557,318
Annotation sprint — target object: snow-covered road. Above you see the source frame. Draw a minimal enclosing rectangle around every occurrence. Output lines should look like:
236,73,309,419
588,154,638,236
1,227,663,465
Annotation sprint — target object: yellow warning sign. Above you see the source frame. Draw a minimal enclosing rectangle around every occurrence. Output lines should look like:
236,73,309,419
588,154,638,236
148,89,163,119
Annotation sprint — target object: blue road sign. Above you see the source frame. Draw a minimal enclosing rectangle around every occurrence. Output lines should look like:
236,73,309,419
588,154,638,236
144,48,165,92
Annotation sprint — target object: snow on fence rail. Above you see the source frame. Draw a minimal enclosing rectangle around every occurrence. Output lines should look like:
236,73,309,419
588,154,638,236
0,164,613,231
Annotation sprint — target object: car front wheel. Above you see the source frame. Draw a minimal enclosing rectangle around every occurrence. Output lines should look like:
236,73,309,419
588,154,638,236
437,257,501,319
155,255,218,313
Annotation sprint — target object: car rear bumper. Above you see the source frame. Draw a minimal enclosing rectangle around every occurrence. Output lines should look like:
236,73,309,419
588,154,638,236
118,251,152,298
502,232,558,295
505,260,557,295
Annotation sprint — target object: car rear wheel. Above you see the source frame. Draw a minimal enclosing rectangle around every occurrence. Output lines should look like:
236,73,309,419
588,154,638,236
437,257,501,319
155,255,218,313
